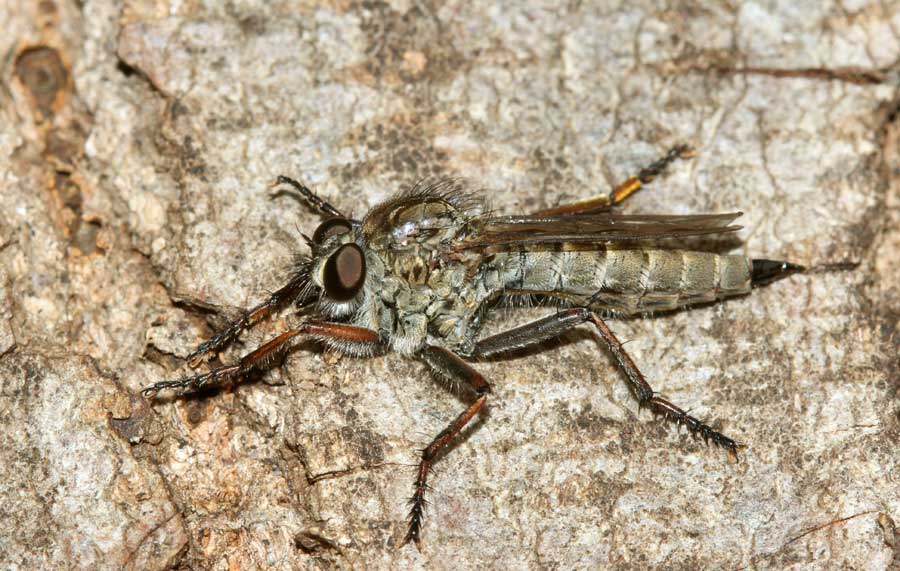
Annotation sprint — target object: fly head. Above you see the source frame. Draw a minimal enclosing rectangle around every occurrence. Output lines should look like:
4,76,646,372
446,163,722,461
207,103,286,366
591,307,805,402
307,216,382,319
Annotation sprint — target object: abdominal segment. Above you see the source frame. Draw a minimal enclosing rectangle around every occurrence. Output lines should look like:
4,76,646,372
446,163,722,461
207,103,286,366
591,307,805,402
498,248,752,314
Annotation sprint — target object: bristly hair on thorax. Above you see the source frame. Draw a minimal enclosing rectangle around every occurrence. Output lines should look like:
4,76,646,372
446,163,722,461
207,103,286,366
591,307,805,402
361,177,491,243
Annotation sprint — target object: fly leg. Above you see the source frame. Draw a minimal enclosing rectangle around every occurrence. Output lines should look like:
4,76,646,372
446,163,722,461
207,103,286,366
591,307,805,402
607,144,696,206
270,175,344,218
185,270,312,366
405,346,490,548
471,308,739,454
142,323,380,396
533,145,695,215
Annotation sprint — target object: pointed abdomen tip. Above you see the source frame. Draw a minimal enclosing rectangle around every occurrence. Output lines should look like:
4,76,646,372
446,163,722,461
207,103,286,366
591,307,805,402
751,259,806,287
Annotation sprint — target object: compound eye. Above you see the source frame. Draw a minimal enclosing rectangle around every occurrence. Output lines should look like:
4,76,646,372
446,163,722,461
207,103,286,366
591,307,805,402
313,217,352,245
323,243,366,301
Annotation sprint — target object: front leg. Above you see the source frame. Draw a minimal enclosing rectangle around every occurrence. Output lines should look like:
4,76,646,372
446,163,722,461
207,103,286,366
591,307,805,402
185,267,313,366
405,345,491,548
142,322,380,397
473,308,739,454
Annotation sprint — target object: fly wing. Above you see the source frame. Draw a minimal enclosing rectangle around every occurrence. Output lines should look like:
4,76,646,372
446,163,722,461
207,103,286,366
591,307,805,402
456,212,743,250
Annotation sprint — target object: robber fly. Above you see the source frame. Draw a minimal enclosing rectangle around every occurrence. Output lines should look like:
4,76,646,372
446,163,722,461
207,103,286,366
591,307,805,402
142,146,803,547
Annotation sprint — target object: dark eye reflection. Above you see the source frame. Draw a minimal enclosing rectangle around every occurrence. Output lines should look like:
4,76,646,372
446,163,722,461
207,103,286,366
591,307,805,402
323,243,366,301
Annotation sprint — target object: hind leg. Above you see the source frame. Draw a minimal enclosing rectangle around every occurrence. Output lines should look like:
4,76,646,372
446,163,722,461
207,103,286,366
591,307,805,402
533,145,695,216
471,308,739,454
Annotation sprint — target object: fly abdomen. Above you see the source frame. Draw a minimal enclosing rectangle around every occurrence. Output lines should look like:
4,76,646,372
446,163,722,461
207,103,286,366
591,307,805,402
499,248,754,314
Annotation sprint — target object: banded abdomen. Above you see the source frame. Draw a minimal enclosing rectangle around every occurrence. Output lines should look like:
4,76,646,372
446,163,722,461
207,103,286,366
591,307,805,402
497,248,753,314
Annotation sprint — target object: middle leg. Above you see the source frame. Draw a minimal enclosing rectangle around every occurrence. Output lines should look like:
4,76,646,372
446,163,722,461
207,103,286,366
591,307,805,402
404,345,491,548
471,308,739,453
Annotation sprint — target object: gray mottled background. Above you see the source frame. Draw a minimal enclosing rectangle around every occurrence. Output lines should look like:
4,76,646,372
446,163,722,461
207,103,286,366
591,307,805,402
1,0,899,569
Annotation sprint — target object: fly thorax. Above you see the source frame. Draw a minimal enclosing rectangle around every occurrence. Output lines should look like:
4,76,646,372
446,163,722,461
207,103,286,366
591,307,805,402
393,285,434,313
379,275,404,305
391,311,428,355
392,249,432,285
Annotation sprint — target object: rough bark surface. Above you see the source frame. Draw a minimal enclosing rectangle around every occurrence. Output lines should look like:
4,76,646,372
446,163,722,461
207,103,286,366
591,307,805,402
1,1,899,570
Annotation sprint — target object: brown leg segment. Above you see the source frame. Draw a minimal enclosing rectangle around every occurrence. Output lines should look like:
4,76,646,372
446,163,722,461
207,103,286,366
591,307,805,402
142,322,380,396
586,314,738,453
186,267,313,366
532,145,695,216
472,308,739,454
405,346,491,548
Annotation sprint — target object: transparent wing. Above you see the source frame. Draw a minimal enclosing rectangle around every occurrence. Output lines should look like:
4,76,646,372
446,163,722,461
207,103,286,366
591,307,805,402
456,212,743,250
